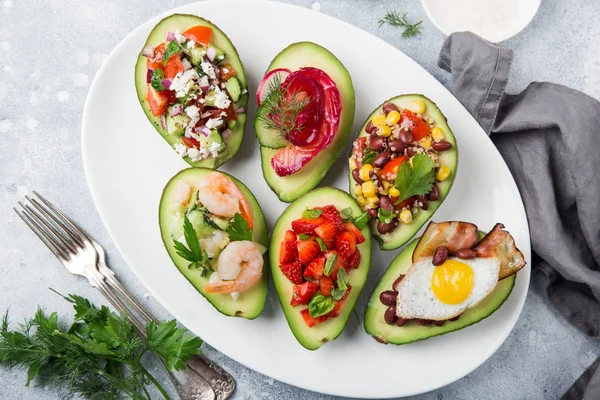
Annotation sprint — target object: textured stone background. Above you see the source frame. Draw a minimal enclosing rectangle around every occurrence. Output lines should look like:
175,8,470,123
1,0,600,399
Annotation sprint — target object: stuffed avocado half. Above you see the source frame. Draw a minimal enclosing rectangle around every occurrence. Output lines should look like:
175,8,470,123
270,187,371,350
364,221,525,345
159,168,267,319
255,42,355,203
135,14,248,169
349,94,458,250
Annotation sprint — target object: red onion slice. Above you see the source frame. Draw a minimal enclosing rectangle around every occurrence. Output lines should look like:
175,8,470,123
199,127,211,137
222,129,232,140
162,79,172,89
169,104,183,117
206,47,216,61
142,45,154,58
146,69,152,84
166,32,175,42
159,114,167,130
235,106,246,114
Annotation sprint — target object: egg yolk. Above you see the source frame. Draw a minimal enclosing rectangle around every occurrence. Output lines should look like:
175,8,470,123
431,260,474,304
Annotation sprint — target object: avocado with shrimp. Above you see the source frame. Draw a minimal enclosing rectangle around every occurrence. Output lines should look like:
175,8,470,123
159,168,268,318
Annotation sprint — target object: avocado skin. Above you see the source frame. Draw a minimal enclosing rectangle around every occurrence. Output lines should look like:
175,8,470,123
269,187,371,350
257,42,356,203
348,94,458,250
158,168,268,319
134,14,248,169
364,234,516,345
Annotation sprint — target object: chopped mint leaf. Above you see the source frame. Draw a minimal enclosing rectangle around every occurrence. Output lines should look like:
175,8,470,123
302,208,323,219
323,253,338,277
307,293,335,318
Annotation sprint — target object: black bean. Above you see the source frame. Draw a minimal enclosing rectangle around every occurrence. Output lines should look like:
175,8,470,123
379,195,394,211
406,146,416,157
373,151,391,168
379,290,397,306
384,306,398,325
400,130,413,145
395,317,409,327
392,275,405,291
427,182,440,201
434,320,445,327
368,208,378,219
377,219,397,234
432,140,453,152
370,136,386,151
382,102,399,114
455,248,476,260
416,195,429,210
366,120,377,134
432,246,449,266
352,168,363,184
388,139,405,154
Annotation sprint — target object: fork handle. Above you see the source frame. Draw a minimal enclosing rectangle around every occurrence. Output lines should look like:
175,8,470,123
95,263,236,400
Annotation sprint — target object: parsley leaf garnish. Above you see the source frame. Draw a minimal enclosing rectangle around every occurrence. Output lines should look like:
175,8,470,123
394,153,436,203
173,215,209,269
146,320,203,371
226,213,253,242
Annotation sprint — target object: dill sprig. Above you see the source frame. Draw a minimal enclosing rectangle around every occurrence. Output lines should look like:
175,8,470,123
257,73,310,141
378,11,423,38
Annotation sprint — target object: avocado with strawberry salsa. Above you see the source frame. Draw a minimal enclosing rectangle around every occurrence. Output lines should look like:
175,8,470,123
255,42,355,202
135,14,248,169
269,187,371,350
348,94,458,250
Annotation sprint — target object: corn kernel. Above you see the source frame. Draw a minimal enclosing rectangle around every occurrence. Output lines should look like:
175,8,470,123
437,165,451,181
388,186,400,198
378,125,392,138
359,164,373,181
366,196,380,209
420,136,432,149
357,196,367,207
353,184,363,196
400,209,413,224
406,100,426,114
372,115,387,127
409,157,413,167
362,181,376,197
382,181,392,190
386,110,401,125
431,126,445,142
349,157,357,171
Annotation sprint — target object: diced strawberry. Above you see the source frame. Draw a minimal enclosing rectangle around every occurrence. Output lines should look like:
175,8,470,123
314,220,337,248
297,239,320,264
291,217,326,235
279,230,298,264
343,222,366,244
336,231,356,259
347,250,361,269
291,281,320,306
319,276,334,296
304,255,325,280
318,205,344,232
279,261,303,284
300,309,328,327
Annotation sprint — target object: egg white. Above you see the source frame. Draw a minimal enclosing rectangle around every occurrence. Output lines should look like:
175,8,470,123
395,256,501,321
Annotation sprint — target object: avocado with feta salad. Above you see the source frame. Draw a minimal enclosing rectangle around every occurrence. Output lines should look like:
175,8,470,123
159,168,268,319
135,14,248,169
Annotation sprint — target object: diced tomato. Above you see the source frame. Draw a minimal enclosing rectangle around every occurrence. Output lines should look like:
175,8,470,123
380,155,408,180
222,99,238,122
319,276,334,296
220,63,236,81
335,231,356,260
304,256,325,280
401,109,429,141
146,84,172,116
146,43,166,70
182,25,212,46
280,261,303,284
297,239,320,264
314,220,337,248
347,250,361,269
343,222,365,244
394,196,416,211
291,281,319,306
164,54,184,79
301,309,328,328
291,217,326,235
279,231,298,264
181,135,200,149
318,205,344,232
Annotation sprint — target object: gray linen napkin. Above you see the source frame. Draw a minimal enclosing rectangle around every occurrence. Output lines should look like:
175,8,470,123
438,32,600,399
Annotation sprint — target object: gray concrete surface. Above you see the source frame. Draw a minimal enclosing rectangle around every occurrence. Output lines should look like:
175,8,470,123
1,0,599,399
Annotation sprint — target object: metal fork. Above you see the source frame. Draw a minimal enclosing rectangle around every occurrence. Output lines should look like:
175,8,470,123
14,192,236,400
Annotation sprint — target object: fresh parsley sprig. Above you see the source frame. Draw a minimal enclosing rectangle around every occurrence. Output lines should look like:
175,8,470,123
226,213,253,242
173,215,209,270
394,153,436,203
378,11,423,39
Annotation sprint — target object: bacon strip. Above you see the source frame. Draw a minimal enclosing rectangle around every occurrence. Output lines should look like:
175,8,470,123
474,223,526,279
412,221,479,262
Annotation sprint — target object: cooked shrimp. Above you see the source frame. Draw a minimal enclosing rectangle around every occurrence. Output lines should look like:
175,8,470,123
204,241,263,294
195,172,254,228
173,180,191,205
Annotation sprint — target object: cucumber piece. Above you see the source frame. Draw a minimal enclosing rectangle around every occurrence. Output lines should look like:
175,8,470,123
187,190,199,213
254,102,289,149
189,46,206,66
211,45,226,64
206,215,229,231
163,41,183,64
198,130,223,150
227,120,237,129
166,111,191,137
224,77,241,102
187,210,216,238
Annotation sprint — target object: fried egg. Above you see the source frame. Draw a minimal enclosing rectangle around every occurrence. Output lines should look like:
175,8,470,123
396,256,500,321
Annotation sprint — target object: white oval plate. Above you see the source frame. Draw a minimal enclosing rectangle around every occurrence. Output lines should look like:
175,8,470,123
82,1,531,398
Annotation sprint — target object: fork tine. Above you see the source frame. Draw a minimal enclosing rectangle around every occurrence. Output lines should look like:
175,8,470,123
33,191,93,247
15,207,69,261
21,202,78,255
26,195,85,248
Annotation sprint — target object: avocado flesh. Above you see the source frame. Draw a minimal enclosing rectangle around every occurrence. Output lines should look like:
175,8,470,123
270,187,372,350
159,168,268,319
364,235,516,345
134,14,248,169
348,94,458,250
257,42,356,203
